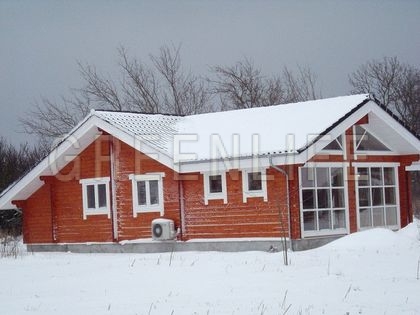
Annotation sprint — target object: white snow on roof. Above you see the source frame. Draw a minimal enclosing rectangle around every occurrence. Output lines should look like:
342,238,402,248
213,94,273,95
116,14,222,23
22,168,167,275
94,111,182,152
95,94,369,161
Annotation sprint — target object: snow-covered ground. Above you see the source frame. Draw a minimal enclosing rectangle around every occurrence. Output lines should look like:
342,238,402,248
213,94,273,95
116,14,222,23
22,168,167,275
1,222,420,315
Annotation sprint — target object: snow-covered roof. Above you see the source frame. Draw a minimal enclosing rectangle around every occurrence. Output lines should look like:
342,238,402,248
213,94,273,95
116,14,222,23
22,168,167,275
94,111,182,153
94,94,370,161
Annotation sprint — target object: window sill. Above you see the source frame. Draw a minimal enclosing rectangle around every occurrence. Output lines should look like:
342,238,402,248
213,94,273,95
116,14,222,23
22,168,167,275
83,209,110,220
133,207,164,217
205,194,227,205
243,191,267,203
302,228,348,238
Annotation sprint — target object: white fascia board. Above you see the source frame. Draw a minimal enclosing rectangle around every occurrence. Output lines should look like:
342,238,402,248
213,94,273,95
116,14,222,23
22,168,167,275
93,118,175,171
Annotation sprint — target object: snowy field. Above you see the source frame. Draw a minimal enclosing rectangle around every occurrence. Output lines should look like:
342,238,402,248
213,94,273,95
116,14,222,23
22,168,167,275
1,222,420,315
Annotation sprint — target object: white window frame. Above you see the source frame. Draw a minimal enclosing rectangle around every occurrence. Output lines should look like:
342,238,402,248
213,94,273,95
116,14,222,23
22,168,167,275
298,163,349,238
202,172,227,205
79,177,111,220
353,162,401,231
242,169,268,203
129,173,165,217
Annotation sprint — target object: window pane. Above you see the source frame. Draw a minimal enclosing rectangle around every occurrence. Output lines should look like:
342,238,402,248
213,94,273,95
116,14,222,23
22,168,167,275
301,168,315,187
372,207,385,227
372,187,383,206
356,126,390,151
303,211,316,231
302,190,315,209
149,180,159,205
331,168,344,187
357,168,369,186
333,210,346,229
323,138,342,150
358,188,371,207
317,189,330,208
385,187,396,205
385,207,397,226
97,184,107,208
332,189,344,208
318,210,331,230
383,168,395,185
209,175,223,193
87,185,95,209
316,168,330,187
359,208,372,228
137,181,147,205
248,172,262,191
371,168,383,186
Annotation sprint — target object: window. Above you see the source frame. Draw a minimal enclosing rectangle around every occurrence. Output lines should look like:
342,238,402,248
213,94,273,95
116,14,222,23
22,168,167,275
129,173,164,217
242,169,268,202
79,177,111,219
299,166,347,236
355,165,399,230
354,125,390,152
203,172,227,205
322,134,344,152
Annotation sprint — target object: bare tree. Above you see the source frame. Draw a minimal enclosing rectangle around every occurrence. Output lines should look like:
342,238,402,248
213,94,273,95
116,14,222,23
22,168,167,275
282,65,320,103
151,45,210,115
21,44,212,145
20,90,92,143
349,56,420,133
211,58,320,110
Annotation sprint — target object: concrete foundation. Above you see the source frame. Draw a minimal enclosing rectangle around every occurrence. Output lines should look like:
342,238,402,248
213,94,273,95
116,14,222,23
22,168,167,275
26,235,343,253
291,235,344,251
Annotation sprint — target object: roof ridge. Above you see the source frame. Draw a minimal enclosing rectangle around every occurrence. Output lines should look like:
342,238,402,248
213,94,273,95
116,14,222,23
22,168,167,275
93,108,184,117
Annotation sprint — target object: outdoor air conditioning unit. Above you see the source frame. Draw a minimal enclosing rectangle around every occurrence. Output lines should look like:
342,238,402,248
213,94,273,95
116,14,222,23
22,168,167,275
151,218,176,241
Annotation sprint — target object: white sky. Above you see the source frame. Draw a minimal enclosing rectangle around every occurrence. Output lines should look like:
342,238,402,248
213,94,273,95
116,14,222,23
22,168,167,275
1,0,420,145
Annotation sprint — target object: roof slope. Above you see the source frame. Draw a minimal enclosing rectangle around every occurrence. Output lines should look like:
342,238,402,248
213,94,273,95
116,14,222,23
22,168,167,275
95,94,370,160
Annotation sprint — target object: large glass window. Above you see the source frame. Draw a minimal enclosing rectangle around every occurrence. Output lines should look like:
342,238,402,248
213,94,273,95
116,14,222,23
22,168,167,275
129,173,165,217
300,167,347,236
356,166,399,229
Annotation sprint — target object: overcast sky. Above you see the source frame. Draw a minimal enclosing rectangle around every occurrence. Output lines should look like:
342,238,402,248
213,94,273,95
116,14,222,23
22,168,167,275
1,0,419,145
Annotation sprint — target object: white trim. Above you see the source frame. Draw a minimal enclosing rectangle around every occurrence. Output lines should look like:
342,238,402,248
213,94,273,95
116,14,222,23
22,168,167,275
343,131,348,161
202,172,228,205
129,173,165,217
353,165,401,231
79,177,111,220
241,169,268,203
